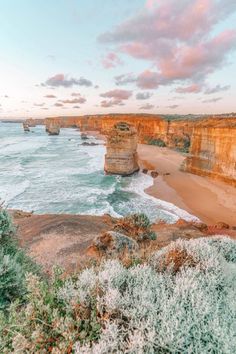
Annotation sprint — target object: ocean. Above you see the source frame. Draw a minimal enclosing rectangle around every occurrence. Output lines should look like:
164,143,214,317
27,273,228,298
0,122,197,223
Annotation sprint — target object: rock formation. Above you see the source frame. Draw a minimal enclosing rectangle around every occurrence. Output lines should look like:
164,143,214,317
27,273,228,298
46,123,60,135
104,122,139,176
183,118,236,187
23,122,30,132
28,114,236,186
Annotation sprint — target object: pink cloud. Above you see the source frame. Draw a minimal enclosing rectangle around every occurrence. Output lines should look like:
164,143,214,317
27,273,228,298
100,89,132,100
99,0,236,89
137,71,161,89
167,104,179,109
44,94,57,98
175,84,202,94
100,89,131,107
204,84,230,94
34,103,45,107
102,52,123,69
202,97,222,103
43,74,92,87
101,99,125,108
139,103,154,110
59,97,86,104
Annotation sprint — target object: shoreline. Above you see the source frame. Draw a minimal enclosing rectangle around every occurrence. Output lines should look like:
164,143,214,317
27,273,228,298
138,144,236,226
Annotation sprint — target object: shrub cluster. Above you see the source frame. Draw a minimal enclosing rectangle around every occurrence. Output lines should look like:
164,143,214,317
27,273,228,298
0,208,40,311
114,213,157,241
1,233,236,353
147,138,166,147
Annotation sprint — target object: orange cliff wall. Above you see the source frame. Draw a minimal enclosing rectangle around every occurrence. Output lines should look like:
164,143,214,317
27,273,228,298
29,114,236,186
184,118,236,186
38,114,194,149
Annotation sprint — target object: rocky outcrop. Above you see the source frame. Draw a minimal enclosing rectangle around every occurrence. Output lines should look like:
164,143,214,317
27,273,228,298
14,211,236,272
104,122,139,176
25,118,45,126
46,123,60,135
183,118,236,186
87,231,139,258
23,122,30,132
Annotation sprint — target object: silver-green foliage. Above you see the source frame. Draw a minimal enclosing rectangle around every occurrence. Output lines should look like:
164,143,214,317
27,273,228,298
1,235,236,353
0,208,15,239
72,236,236,354
0,209,40,310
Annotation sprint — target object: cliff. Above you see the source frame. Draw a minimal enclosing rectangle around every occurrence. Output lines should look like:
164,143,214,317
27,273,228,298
41,114,194,151
184,118,236,186
104,122,139,175
28,114,236,186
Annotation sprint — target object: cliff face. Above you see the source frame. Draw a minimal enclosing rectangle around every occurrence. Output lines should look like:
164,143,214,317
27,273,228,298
28,114,236,186
184,118,236,186
42,114,194,150
104,122,139,176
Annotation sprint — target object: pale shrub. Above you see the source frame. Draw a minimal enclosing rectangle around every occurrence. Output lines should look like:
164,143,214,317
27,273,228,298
75,236,236,354
1,236,236,353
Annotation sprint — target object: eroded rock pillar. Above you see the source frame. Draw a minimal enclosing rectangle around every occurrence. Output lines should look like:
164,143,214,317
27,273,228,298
104,122,139,176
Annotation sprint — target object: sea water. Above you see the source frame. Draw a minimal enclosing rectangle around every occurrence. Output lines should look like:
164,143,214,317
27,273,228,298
0,122,198,223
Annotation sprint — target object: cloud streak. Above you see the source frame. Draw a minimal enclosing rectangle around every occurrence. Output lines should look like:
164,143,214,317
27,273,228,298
100,89,132,107
43,74,93,87
139,103,154,110
59,97,86,104
136,92,153,100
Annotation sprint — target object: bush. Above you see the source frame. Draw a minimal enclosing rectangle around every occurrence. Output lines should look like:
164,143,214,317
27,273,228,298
1,236,235,353
147,138,166,147
75,236,236,353
0,269,101,353
126,213,151,229
0,208,40,310
114,213,157,241
0,208,15,240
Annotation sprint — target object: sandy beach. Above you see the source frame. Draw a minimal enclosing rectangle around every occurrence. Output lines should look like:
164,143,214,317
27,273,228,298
138,144,236,226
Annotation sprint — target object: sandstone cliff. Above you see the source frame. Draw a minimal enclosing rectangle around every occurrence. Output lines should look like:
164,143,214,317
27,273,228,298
29,114,236,186
104,122,139,176
183,118,236,186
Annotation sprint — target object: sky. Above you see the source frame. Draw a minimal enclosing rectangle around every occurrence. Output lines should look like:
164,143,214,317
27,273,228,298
0,0,236,118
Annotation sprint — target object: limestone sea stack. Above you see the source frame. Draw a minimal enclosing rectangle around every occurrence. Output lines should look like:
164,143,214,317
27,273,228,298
104,122,139,176
23,122,30,132
46,123,60,135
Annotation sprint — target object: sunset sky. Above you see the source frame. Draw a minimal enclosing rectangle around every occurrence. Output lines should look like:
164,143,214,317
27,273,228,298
0,0,236,118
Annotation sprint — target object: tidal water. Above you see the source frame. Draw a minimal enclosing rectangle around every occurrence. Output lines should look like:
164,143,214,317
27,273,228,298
0,122,197,223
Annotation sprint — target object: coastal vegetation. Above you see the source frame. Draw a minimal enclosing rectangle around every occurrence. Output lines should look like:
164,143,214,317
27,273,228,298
1,209,236,353
147,137,166,147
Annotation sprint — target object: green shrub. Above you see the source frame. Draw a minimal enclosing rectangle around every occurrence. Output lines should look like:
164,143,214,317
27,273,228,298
147,138,166,147
115,214,157,241
0,208,15,240
127,213,151,229
0,269,101,353
0,208,40,311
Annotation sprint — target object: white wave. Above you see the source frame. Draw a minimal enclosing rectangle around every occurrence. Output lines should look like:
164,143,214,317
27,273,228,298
0,179,30,204
122,172,200,223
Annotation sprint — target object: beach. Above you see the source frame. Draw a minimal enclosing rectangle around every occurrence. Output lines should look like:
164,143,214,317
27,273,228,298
138,144,236,226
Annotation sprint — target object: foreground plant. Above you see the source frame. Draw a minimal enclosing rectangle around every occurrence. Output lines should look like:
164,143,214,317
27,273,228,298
0,208,40,310
1,235,236,353
114,213,157,241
